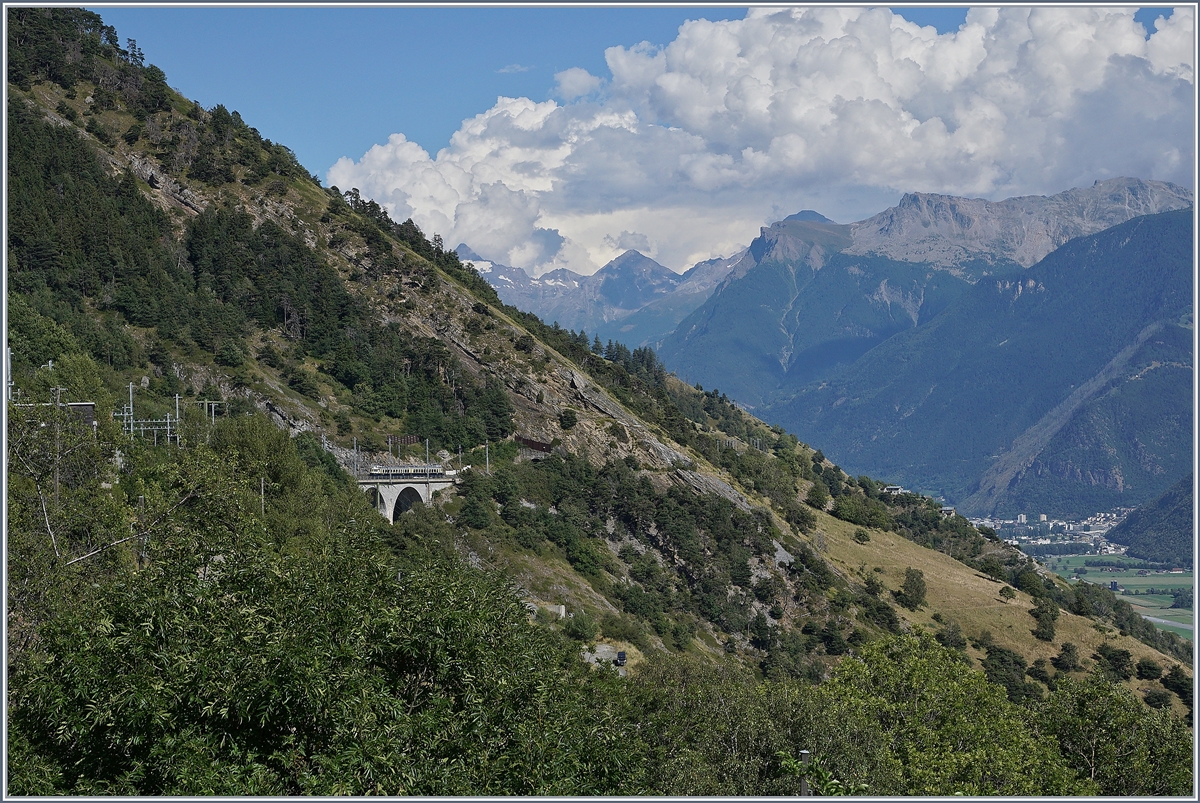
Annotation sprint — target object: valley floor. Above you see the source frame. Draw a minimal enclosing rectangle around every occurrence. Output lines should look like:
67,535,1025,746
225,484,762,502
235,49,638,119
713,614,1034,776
1045,555,1193,638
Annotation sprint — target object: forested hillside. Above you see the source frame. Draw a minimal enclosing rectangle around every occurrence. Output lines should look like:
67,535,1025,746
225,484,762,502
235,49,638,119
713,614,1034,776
1105,474,1194,568
5,8,1193,796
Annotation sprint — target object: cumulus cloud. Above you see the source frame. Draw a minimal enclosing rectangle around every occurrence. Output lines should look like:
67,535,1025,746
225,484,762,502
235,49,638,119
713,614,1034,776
604,230,652,254
554,67,603,100
328,6,1195,276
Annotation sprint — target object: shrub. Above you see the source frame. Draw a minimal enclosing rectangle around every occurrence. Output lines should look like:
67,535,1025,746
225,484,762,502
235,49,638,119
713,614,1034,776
564,612,598,641
1135,657,1162,680
893,568,926,611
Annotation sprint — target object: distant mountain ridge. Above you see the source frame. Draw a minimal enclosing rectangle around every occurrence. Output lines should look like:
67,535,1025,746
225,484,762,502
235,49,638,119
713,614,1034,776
846,178,1194,270
458,244,744,347
658,177,1194,405
765,209,1194,518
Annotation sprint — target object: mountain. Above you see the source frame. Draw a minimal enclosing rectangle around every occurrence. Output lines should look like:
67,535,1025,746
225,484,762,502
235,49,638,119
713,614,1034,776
457,245,681,336
764,210,1194,518
846,179,1195,270
1105,474,1194,568
591,249,747,348
6,10,1193,796
659,179,1193,407
461,243,747,350
785,209,837,223
658,217,973,405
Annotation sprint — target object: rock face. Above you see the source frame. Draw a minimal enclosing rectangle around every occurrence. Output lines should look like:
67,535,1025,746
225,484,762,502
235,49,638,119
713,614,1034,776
846,177,1193,270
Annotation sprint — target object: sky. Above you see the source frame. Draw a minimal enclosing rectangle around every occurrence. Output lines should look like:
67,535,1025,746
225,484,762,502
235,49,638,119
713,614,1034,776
91,5,1194,276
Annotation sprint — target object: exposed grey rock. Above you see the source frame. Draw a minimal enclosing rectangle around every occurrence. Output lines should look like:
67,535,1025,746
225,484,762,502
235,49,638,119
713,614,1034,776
671,469,751,511
126,152,207,213
846,177,1193,269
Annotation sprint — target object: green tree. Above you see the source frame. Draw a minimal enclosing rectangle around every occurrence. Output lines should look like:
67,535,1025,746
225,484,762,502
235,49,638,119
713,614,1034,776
1030,597,1059,642
1092,643,1134,681
1036,673,1193,795
1160,664,1194,714
1134,657,1162,680
625,658,901,795
804,480,828,510
999,586,1016,603
893,567,926,611
825,633,1090,795
1051,642,1082,672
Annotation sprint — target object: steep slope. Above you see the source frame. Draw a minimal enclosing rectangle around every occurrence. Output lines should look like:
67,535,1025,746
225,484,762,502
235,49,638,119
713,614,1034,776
764,210,1194,517
1105,473,1194,568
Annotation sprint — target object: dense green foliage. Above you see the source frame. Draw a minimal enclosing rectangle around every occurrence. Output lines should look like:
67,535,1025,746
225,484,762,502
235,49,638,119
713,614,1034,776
11,400,1190,796
6,413,638,795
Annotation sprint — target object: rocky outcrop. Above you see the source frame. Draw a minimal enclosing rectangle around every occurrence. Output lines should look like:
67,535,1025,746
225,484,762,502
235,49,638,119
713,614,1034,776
126,152,208,213
670,469,751,511
846,177,1193,270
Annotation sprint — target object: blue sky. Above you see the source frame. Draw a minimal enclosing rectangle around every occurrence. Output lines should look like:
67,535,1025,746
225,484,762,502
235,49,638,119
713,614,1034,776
88,6,1193,275
92,5,994,176
92,6,752,174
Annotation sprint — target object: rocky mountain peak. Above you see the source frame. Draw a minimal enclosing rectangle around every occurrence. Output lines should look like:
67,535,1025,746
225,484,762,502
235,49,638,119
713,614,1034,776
595,250,680,310
847,177,1193,270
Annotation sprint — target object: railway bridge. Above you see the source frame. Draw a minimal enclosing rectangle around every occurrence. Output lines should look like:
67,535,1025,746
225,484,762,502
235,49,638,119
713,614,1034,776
358,464,458,523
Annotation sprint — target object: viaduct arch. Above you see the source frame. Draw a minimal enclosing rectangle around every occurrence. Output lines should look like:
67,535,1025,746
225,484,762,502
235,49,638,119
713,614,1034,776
358,464,458,524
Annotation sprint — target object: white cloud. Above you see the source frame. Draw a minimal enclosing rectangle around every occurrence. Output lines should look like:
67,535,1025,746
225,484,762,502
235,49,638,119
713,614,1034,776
328,6,1195,277
603,230,652,254
498,63,533,74
554,67,602,100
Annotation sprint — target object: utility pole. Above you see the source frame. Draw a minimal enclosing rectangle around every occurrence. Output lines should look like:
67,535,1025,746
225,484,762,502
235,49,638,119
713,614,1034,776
53,386,62,507
138,495,146,565
353,437,358,479
799,750,810,796
260,477,265,515
425,438,430,466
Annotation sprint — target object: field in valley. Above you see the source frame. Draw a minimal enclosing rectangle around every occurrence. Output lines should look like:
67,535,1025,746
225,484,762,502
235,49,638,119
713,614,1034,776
1044,555,1193,639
